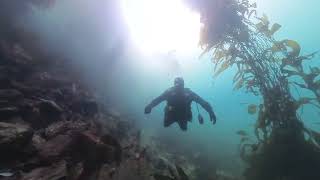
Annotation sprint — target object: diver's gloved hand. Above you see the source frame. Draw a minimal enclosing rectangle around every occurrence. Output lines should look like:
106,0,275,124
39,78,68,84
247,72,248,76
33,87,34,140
210,112,217,125
144,105,152,114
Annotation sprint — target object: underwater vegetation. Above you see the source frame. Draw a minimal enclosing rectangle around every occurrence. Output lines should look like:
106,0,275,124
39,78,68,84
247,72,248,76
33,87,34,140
185,0,320,179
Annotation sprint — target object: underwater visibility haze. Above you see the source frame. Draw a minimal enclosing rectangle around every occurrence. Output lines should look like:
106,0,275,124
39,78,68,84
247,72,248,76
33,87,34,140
1,0,320,179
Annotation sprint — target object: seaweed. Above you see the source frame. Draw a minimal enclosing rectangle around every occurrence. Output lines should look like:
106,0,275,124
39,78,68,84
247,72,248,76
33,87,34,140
185,0,320,179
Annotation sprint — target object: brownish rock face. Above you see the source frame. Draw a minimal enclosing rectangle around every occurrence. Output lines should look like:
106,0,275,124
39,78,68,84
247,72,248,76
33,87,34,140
0,122,33,151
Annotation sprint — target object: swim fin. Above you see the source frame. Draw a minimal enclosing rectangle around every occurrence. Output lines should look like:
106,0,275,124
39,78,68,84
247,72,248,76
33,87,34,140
198,114,204,124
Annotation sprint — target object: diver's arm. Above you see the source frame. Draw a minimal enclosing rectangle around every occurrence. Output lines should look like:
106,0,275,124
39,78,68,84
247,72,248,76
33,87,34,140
144,90,169,114
191,91,217,123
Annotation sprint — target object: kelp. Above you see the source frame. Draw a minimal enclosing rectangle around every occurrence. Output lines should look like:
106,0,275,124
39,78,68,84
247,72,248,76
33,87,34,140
185,0,320,179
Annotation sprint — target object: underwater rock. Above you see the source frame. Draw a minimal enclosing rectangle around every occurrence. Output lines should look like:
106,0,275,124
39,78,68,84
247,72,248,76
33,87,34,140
153,156,173,172
31,134,46,151
0,39,166,180
18,101,42,129
112,159,152,180
3,117,29,127
39,125,121,166
0,122,34,164
0,89,23,102
39,99,63,113
0,122,33,152
38,134,73,162
153,164,190,180
35,75,73,89
0,67,11,88
153,174,175,180
215,169,238,180
96,113,136,143
0,107,19,120
63,131,122,180
74,131,120,163
71,98,99,117
175,164,190,180
96,164,117,180
9,81,43,99
21,160,67,180
44,120,89,139
100,134,122,164
38,99,63,125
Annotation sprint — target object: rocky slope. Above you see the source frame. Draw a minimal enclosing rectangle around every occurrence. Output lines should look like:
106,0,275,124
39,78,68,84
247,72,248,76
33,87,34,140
0,39,155,180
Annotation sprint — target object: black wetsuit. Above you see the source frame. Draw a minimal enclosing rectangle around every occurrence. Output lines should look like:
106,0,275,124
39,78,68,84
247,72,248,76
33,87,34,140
146,87,214,131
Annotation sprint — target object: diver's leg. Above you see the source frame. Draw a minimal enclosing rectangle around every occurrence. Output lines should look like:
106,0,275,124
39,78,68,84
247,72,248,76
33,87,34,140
178,121,188,131
164,112,175,127
164,117,175,127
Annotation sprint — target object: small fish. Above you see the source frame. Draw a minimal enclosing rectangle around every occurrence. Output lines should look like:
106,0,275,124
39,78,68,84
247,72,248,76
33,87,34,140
237,130,248,136
0,172,13,177
248,104,257,114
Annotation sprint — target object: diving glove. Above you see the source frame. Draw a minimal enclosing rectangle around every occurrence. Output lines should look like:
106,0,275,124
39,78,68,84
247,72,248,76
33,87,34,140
210,112,217,125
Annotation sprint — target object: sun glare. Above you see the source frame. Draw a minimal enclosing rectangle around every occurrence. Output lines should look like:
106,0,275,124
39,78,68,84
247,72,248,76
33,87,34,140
121,0,201,54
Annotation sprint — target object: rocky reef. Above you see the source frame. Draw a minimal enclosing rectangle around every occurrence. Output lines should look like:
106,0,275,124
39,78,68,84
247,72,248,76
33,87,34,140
0,39,150,180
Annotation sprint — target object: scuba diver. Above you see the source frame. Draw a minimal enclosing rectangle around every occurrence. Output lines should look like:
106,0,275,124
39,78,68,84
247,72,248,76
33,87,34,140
144,77,217,131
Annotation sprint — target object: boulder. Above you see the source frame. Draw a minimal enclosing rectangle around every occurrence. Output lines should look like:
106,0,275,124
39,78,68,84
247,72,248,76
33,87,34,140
39,126,121,166
31,134,46,150
0,122,34,162
19,99,64,129
97,164,116,180
39,99,62,114
21,160,67,180
69,131,119,165
0,122,33,151
10,81,43,99
38,99,63,123
38,134,73,162
18,102,41,129
112,159,152,180
36,128,121,180
44,120,89,139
